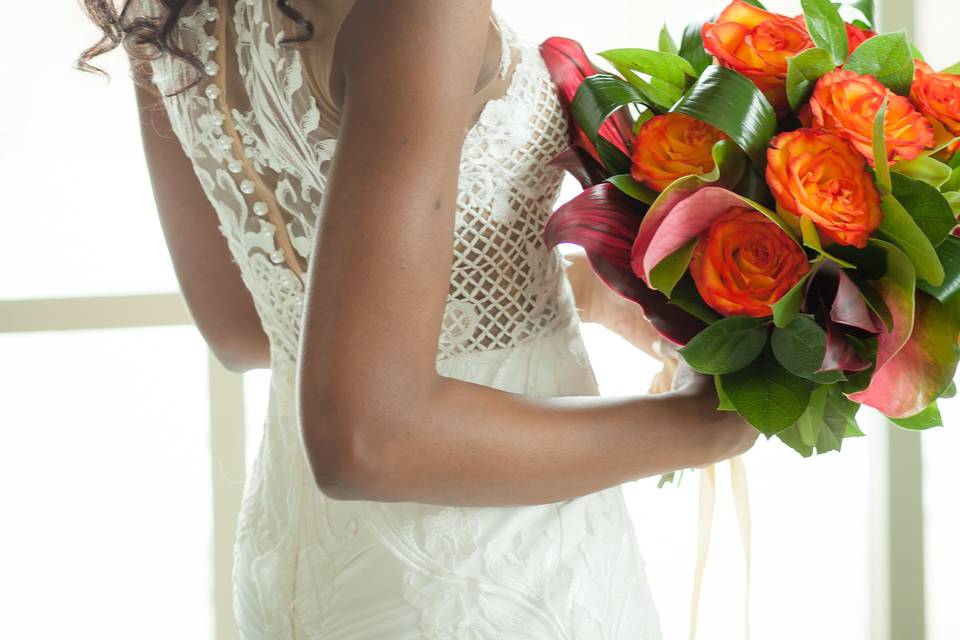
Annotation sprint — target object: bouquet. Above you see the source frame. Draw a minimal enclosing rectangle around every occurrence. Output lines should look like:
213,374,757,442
541,0,960,456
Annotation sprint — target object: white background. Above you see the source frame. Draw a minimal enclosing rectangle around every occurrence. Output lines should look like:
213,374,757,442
0,1,956,639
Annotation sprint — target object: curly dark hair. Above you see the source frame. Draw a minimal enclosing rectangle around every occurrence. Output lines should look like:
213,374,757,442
77,1,314,94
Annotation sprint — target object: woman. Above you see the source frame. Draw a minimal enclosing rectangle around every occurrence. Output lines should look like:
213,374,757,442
80,1,756,637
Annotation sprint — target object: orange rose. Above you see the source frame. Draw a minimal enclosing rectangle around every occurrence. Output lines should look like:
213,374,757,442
766,129,882,248
845,22,876,55
690,207,811,317
911,60,960,156
702,0,813,112
630,114,728,191
809,69,935,166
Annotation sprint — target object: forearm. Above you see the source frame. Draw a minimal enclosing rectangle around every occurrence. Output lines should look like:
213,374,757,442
315,375,717,507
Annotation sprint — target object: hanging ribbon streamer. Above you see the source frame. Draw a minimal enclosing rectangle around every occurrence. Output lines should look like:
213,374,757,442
687,459,753,640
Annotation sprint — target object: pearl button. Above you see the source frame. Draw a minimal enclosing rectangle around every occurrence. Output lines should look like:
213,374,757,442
227,160,242,173
204,84,221,100
242,134,255,145
240,180,255,195
217,135,232,150
253,202,269,216
204,61,220,76
204,37,219,52
203,7,218,21
209,112,225,127
270,251,285,264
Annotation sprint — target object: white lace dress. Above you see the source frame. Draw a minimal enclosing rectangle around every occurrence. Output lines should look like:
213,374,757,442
146,1,661,638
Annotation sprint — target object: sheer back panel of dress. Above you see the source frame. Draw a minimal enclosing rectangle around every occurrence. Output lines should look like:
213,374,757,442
144,0,576,366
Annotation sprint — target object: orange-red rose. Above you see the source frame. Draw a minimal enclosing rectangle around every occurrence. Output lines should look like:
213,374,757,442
690,207,811,317
845,22,876,55
911,60,960,157
767,128,883,248
630,113,729,191
809,69,935,166
702,0,813,112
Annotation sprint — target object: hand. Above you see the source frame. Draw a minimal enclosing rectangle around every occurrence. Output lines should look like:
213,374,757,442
671,360,759,466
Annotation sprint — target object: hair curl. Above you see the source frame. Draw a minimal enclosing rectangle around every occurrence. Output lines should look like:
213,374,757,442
77,1,314,94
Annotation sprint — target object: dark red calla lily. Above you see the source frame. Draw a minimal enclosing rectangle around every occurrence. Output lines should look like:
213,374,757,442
544,182,705,344
540,36,634,167
549,145,609,189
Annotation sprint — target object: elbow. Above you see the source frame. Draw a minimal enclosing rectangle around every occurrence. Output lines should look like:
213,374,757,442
206,334,271,373
296,379,413,503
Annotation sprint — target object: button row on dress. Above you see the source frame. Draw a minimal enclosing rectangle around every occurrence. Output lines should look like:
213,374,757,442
197,3,277,252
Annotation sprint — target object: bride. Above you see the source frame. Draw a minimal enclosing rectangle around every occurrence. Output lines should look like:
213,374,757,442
81,1,756,637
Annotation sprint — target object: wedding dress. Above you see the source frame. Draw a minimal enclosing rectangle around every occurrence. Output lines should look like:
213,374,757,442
144,1,662,637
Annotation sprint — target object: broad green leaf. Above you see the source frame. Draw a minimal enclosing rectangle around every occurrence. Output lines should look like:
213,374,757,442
890,173,957,247
845,31,914,96
872,96,892,193
650,239,697,297
571,75,649,144
678,15,716,75
659,24,679,55
786,48,836,112
878,193,945,286
893,156,953,189
771,315,846,383
672,66,778,167
722,348,815,435
918,236,960,303
742,0,767,7
772,270,814,328
797,385,829,446
598,49,697,109
942,61,960,74
715,375,736,411
607,174,658,204
571,74,646,174
777,424,815,457
679,316,770,375
801,0,849,66
890,402,944,430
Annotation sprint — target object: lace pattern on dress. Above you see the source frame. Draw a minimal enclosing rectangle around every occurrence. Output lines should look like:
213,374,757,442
146,0,577,365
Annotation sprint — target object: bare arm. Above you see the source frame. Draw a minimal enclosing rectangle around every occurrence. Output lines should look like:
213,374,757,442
133,75,270,372
297,0,756,507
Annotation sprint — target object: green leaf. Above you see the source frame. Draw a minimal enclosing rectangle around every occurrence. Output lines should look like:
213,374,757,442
890,402,944,430
659,24,679,55
715,375,736,411
606,174,658,204
800,216,857,268
786,48,836,112
669,277,724,325
679,316,770,375
796,384,829,446
801,0,849,66
918,236,960,303
878,193,946,286
943,380,957,398
771,315,846,383
872,96,892,193
650,239,697,297
890,173,957,247
678,15,716,75
845,31,915,96
571,74,646,174
893,155,953,189
846,0,875,29
722,348,816,435
741,0,767,7
772,271,814,328
598,49,697,110
672,66,778,167
942,61,960,74
777,425,815,457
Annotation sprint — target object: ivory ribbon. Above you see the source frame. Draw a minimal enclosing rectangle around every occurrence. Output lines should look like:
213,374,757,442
687,459,752,640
